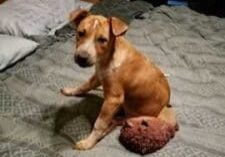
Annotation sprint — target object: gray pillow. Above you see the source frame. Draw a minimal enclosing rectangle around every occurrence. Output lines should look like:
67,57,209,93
0,0,92,37
0,35,39,70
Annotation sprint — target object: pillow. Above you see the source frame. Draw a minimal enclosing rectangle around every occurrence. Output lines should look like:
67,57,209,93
0,0,92,37
0,35,39,70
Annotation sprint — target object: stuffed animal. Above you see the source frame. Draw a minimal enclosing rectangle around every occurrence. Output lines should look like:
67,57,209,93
119,117,176,155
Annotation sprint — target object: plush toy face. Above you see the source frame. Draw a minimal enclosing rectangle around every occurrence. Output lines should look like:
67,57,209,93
119,117,176,155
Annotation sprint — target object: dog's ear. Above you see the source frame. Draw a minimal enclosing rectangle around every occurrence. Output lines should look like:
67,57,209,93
110,17,128,36
69,9,89,26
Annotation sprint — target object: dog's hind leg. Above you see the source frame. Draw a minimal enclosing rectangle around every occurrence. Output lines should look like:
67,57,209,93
158,105,178,130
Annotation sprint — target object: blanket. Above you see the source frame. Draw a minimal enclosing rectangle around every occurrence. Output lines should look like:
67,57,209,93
1,1,225,157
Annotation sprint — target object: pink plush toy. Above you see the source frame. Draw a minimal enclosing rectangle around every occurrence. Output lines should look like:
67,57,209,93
119,117,177,155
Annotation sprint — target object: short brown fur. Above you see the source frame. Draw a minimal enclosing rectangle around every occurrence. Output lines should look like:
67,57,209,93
61,9,177,150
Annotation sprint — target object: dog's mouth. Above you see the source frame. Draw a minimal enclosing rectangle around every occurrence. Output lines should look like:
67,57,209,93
75,56,94,68
77,61,94,68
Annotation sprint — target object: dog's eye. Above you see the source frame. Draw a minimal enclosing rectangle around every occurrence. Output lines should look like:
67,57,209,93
77,31,85,38
97,37,107,44
141,120,148,127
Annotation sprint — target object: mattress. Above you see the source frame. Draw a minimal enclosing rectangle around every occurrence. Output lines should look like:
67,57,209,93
0,0,225,156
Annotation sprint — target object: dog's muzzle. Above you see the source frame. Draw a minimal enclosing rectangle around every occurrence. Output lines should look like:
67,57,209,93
74,54,93,68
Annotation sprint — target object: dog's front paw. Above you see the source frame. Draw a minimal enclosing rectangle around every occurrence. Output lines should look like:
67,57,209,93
60,87,80,96
74,139,94,150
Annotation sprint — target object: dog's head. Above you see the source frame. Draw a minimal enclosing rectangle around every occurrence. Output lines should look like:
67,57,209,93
70,9,128,67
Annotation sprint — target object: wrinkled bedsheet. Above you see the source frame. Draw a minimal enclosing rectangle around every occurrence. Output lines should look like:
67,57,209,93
1,2,225,157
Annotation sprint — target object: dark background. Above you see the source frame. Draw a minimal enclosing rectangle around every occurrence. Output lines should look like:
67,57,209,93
144,0,225,17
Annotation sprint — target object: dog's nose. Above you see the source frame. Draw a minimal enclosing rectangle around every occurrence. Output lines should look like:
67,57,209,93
75,55,89,67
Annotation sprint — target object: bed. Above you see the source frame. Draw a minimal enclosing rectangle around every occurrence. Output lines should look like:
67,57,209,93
1,0,225,156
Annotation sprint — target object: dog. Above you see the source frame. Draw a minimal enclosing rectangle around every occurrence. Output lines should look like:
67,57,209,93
61,9,177,150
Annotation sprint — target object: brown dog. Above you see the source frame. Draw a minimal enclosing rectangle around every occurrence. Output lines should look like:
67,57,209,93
61,9,177,150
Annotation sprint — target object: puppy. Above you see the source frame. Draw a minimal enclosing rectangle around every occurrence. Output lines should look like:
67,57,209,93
61,9,177,150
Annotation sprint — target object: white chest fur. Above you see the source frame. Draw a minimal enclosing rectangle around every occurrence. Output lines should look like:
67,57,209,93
96,49,127,82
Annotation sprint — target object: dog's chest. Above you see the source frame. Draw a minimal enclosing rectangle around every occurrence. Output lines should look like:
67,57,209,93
96,50,127,82
96,64,116,82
